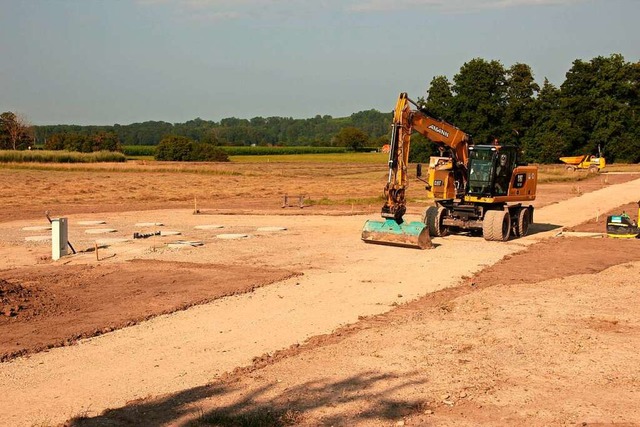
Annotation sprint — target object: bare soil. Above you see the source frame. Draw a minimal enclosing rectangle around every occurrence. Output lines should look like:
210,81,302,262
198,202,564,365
571,201,640,233
67,237,640,427
0,163,639,426
0,261,296,361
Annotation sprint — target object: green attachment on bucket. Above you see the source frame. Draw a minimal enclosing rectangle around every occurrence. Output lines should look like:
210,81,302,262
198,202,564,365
362,219,432,249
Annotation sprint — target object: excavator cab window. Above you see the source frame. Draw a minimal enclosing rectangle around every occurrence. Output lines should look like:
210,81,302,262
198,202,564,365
467,147,494,196
467,146,517,197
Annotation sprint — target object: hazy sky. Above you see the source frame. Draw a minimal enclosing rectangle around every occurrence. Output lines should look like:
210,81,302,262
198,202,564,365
1,0,638,125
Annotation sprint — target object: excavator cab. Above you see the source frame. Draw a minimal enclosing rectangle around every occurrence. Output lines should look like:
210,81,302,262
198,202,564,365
467,145,517,198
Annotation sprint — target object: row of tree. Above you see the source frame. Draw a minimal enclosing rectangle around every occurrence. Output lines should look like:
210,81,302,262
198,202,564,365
19,53,640,163
418,54,639,163
34,111,390,149
43,131,122,153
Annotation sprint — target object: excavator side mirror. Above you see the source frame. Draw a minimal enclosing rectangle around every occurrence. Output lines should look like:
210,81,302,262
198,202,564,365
416,163,422,177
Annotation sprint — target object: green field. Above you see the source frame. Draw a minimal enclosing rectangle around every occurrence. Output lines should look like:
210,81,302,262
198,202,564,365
0,150,126,163
122,145,355,159
230,152,387,163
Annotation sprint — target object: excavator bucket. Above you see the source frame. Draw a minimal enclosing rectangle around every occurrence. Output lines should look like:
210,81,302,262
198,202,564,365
361,219,432,249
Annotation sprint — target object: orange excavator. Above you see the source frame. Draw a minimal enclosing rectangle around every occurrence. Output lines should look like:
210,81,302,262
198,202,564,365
362,92,538,249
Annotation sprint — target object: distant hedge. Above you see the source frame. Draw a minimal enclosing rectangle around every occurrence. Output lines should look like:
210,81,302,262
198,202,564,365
220,146,348,156
123,145,156,157
125,145,351,157
155,136,229,162
0,150,126,163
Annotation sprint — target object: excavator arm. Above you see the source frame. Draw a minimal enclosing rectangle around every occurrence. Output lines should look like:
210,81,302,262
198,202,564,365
381,92,471,222
381,93,411,221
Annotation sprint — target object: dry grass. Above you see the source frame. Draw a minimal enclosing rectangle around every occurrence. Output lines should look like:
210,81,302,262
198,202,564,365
536,163,640,183
2,159,637,223
0,161,387,222
230,152,386,163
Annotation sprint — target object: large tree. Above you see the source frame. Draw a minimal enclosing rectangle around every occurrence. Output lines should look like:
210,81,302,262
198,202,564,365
332,127,369,150
91,131,122,152
451,58,507,144
521,79,569,163
504,63,540,144
0,112,33,150
560,54,640,162
423,75,454,121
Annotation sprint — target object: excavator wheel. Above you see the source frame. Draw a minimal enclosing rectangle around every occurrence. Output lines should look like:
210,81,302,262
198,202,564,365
424,206,449,237
588,165,599,174
483,210,511,242
513,208,530,238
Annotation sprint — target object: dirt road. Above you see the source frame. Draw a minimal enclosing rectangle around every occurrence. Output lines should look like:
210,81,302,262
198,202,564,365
1,176,639,426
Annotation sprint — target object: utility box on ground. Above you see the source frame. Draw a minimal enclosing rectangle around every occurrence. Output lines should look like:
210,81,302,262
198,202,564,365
51,217,68,261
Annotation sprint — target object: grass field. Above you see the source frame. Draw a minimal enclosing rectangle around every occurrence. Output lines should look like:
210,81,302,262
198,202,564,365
3,151,638,184
10,147,639,181
0,150,125,163
230,152,387,163
3,154,636,225
122,145,351,160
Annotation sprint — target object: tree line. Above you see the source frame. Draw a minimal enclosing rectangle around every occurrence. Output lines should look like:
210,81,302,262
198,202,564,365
33,111,390,149
417,54,639,163
10,53,639,163
44,131,122,153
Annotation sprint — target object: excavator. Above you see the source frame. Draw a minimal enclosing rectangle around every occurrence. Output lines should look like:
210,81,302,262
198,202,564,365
362,92,538,249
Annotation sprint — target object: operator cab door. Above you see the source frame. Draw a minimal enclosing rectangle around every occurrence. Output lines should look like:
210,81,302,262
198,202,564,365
492,149,515,196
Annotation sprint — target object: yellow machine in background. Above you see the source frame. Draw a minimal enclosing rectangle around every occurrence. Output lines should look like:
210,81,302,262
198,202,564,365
559,153,606,173
362,93,538,249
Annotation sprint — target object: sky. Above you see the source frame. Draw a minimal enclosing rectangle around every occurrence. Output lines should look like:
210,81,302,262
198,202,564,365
1,0,638,125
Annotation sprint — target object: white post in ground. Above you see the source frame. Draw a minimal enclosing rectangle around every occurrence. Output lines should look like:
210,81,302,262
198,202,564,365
51,217,68,261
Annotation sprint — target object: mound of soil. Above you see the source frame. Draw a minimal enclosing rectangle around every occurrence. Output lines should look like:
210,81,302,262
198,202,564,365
1,280,38,317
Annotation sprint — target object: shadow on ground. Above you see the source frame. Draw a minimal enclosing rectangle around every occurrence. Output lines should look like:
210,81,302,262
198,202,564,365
527,222,562,236
65,371,429,426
